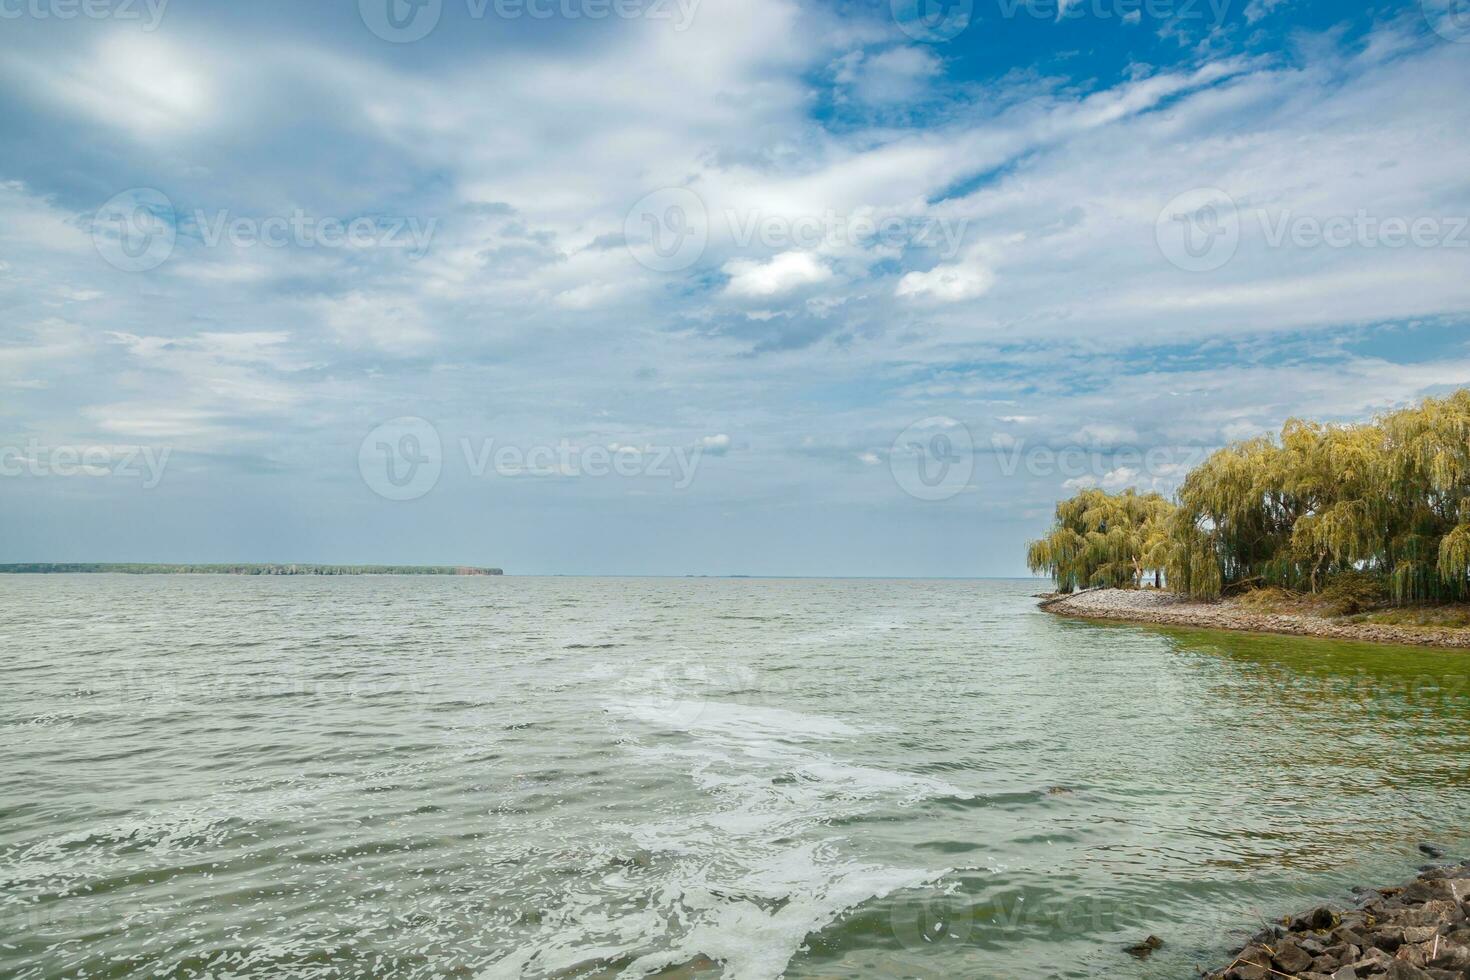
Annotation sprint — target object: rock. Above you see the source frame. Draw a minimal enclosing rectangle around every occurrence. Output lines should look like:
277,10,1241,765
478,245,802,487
1401,901,1462,928
1208,864,1470,980
1275,941,1317,973
1426,938,1470,970
1227,965,1270,980
1295,907,1343,931
1402,882,1452,904
1123,935,1163,958
1443,879,1470,903
1251,925,1285,945
1356,946,1396,971
1395,942,1430,967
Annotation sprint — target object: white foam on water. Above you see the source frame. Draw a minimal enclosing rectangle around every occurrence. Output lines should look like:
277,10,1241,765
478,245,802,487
612,697,864,740
477,695,967,978
619,851,938,980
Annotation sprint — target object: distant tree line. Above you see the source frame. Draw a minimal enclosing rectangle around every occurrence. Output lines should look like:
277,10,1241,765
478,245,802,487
0,564,504,576
1028,390,1470,603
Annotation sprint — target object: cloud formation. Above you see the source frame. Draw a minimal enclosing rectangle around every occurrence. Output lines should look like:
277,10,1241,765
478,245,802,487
1,0,1467,574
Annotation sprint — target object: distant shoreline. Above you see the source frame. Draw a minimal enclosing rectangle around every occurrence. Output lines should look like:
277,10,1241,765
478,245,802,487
0,563,503,576
1039,588,1470,650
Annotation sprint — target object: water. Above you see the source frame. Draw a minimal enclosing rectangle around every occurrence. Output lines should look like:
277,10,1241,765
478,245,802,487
3,576,1469,979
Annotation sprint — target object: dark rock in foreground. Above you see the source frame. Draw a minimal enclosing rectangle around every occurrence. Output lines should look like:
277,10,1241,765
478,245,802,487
1204,860,1470,979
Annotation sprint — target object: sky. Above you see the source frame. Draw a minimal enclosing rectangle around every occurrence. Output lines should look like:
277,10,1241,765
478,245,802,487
1,0,1469,576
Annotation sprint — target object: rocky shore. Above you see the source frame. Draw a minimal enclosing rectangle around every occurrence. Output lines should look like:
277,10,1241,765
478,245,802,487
1039,589,1470,650
1204,859,1470,979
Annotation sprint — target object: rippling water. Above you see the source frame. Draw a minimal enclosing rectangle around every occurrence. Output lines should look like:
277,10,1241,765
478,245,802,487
3,575,1469,979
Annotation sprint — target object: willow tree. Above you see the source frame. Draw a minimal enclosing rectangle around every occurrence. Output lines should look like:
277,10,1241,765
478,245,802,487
1028,488,1175,592
1163,390,1470,602
1378,389,1470,601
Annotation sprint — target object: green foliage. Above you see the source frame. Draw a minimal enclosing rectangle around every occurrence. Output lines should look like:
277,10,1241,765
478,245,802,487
1030,391,1470,605
1169,390,1470,602
1318,570,1389,616
1027,487,1174,592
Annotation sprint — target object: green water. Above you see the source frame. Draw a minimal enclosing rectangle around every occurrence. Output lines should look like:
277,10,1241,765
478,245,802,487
2,576,1467,978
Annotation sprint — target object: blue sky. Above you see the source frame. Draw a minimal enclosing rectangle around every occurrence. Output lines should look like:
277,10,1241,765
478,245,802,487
2,0,1468,575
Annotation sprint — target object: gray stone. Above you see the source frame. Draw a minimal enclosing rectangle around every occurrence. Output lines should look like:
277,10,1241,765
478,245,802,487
1275,942,1316,974
1402,901,1462,928
1426,937,1470,971
1356,947,1396,971
1228,966,1270,980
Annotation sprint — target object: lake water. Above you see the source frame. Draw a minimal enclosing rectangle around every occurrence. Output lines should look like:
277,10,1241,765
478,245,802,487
3,575,1469,979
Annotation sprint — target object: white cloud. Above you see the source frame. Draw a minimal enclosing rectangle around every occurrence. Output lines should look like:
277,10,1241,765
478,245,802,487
723,252,834,298
12,34,213,137
313,292,434,354
833,46,943,105
1070,423,1141,449
0,11,1467,574
699,434,732,455
1245,0,1292,23
1220,420,1268,442
895,262,994,302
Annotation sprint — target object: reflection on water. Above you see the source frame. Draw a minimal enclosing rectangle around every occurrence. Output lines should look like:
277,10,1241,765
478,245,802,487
1,576,1466,979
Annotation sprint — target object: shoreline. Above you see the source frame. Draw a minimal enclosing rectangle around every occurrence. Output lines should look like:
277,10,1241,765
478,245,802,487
0,563,504,576
1039,588,1470,650
1202,857,1470,979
